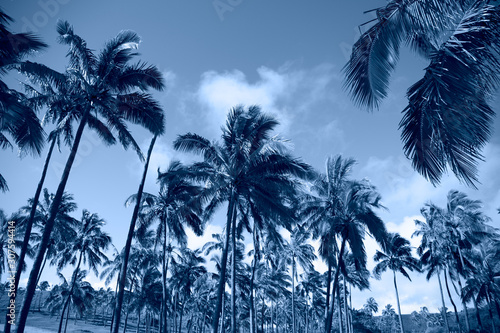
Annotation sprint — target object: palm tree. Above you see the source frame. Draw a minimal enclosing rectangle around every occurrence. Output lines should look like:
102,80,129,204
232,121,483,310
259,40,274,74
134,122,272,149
373,233,421,333
414,206,451,333
363,297,378,316
0,8,47,192
284,224,316,333
55,210,110,333
113,135,159,333
17,17,165,331
344,1,500,188
381,304,398,333
302,155,387,333
174,105,310,333
129,160,204,333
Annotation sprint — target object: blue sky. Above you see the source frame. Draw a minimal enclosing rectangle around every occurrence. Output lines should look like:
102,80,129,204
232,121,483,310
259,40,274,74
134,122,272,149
1,0,500,314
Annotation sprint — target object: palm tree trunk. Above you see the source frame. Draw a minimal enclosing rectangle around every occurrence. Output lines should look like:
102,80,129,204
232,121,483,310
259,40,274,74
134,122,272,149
212,192,236,333
292,256,296,333
486,291,497,333
456,243,470,332
178,303,184,333
336,283,343,333
136,309,141,333
231,203,237,333
58,296,71,333
473,297,483,331
113,135,157,333
325,238,346,333
324,261,332,330
4,136,57,333
250,227,258,333
162,219,168,333
64,300,71,333
342,277,348,333
392,271,405,333
58,251,84,333
437,269,451,333
443,269,461,331
17,107,91,333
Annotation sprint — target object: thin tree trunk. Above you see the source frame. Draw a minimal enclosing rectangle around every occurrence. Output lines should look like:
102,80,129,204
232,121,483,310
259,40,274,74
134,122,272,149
58,251,84,333
136,310,141,333
58,296,71,333
162,219,168,333
325,238,346,333
437,270,451,333
324,261,332,331
443,269,461,331
178,304,184,333
486,291,497,333
231,204,237,333
473,297,483,331
212,192,236,333
17,107,91,333
4,136,57,333
64,300,71,333
456,242,471,332
292,256,296,333
113,135,157,333
392,271,405,333
250,227,258,333
336,283,343,333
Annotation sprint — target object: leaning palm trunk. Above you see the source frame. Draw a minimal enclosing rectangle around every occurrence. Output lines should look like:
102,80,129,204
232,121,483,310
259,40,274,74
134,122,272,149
113,135,157,333
212,192,236,333
443,270,461,331
456,245,471,332
4,136,57,333
325,238,346,333
393,271,405,333
58,252,84,333
437,269,451,333
17,107,91,333
486,291,497,333
292,257,296,333
336,283,343,333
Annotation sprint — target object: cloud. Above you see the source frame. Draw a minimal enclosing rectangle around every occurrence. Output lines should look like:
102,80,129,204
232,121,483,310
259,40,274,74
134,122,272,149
195,64,341,139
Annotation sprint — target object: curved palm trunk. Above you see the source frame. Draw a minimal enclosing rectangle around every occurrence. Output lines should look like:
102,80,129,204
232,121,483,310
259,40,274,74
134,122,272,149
472,297,483,331
456,245,470,332
486,291,497,333
113,135,157,333
392,271,405,333
212,192,236,333
250,227,258,333
443,269,461,331
325,238,346,333
336,283,343,333
324,261,332,329
437,269,450,333
17,107,91,333
342,277,348,333
4,136,56,333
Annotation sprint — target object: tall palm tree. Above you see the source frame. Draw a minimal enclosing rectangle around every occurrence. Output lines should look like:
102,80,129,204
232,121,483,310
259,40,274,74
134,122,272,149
0,8,46,192
113,135,159,333
11,18,165,333
373,233,421,333
129,160,203,333
284,224,316,333
414,206,451,333
344,1,500,188
302,155,387,333
55,210,110,333
174,105,310,333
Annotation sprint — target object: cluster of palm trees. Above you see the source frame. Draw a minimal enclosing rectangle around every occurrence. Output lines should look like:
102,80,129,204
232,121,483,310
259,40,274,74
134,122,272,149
1,2,500,333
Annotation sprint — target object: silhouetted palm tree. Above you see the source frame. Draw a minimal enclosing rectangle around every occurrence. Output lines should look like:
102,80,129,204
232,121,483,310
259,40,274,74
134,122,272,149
302,155,387,333
0,8,46,192
16,19,165,333
373,233,421,333
174,105,310,333
284,224,316,333
344,1,500,187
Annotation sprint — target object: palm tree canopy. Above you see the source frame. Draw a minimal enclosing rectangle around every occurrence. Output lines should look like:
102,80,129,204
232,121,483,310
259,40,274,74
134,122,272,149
373,232,421,281
344,1,500,188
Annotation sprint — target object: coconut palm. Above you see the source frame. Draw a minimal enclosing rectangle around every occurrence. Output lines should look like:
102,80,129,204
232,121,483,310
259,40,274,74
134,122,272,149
128,160,203,333
55,210,110,333
302,155,387,333
344,1,500,188
373,233,421,333
363,297,378,316
0,8,47,192
15,19,164,333
414,206,451,333
283,224,316,333
174,105,310,333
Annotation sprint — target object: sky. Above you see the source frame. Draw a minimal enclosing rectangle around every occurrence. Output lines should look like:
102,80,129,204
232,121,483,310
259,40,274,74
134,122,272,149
1,0,500,315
